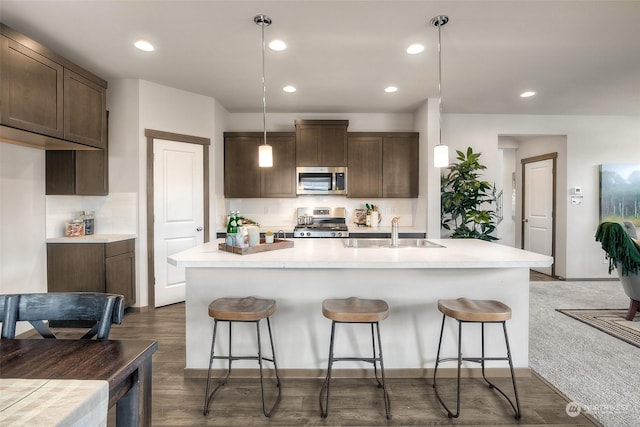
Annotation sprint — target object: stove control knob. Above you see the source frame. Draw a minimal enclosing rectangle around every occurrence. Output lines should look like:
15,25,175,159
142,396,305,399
331,231,336,237
336,232,342,237
306,232,311,237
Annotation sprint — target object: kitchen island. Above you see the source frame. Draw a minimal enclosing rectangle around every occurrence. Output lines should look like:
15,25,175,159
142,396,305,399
169,238,552,377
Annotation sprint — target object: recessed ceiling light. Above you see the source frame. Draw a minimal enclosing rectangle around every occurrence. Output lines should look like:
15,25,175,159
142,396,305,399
520,91,536,98
385,86,398,93
406,43,424,55
134,40,154,52
269,40,287,51
283,85,296,93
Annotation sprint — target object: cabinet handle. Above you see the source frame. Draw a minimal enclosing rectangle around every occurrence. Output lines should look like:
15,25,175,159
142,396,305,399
196,226,203,231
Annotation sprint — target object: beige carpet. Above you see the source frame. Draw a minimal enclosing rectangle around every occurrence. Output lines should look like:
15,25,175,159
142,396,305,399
557,308,640,348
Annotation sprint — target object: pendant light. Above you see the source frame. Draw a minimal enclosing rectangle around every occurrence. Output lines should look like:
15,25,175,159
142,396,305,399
255,14,273,167
431,15,449,168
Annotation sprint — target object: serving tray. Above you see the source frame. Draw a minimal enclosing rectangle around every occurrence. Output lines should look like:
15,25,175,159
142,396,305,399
217,238,294,255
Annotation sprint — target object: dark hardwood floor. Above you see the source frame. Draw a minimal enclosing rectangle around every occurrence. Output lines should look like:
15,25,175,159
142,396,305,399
105,302,598,426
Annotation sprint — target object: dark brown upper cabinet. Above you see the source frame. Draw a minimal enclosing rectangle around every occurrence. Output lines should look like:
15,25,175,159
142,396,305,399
295,120,348,167
347,132,419,198
0,24,107,150
224,132,296,198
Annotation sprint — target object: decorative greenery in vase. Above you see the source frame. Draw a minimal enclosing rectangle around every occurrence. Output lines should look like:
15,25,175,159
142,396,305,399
440,147,498,241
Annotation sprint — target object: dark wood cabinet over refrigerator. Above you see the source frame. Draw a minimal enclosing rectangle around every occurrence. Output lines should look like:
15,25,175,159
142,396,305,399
47,239,136,308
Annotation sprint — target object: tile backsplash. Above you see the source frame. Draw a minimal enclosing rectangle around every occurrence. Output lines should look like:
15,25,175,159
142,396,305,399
46,192,137,238
222,196,421,231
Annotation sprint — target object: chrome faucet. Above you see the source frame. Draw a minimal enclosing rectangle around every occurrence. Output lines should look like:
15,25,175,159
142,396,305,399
391,217,400,247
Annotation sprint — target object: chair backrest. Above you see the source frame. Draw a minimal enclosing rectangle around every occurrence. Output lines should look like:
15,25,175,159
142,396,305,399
0,292,124,340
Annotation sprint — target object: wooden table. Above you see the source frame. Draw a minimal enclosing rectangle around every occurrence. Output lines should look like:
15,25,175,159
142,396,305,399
0,339,158,426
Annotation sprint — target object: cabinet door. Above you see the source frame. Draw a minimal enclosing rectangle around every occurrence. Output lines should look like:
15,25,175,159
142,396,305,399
296,123,348,166
383,135,419,198
347,136,383,198
224,135,261,197
47,243,105,293
45,148,108,195
295,126,322,166
0,35,64,138
64,69,106,149
106,251,136,308
320,125,348,166
261,135,296,197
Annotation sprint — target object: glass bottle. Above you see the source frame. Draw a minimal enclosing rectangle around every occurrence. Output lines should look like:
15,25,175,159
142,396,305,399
80,210,95,235
226,210,237,245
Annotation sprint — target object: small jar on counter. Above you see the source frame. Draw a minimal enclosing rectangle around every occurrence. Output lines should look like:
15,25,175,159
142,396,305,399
65,220,85,237
80,210,95,235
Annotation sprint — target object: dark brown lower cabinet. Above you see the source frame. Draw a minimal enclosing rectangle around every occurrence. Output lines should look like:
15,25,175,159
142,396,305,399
47,239,135,307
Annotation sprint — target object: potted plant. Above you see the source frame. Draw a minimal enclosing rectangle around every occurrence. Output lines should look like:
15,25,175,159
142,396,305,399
440,147,498,241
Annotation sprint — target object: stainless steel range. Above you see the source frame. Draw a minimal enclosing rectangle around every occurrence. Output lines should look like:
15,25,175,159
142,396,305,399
294,207,349,238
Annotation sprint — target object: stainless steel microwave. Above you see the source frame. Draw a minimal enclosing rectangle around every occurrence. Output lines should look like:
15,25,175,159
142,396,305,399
296,167,347,195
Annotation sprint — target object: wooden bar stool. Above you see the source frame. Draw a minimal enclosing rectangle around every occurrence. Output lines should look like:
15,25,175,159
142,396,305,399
433,298,521,419
319,297,391,419
203,296,281,417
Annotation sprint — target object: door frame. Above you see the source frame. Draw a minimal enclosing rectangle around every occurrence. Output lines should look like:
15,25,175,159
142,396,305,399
145,129,210,310
521,152,557,277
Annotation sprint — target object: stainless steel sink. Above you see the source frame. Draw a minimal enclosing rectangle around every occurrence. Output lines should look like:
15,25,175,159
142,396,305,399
342,238,444,248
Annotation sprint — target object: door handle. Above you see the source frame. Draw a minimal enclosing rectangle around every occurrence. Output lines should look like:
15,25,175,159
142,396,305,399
196,226,203,231
522,219,529,223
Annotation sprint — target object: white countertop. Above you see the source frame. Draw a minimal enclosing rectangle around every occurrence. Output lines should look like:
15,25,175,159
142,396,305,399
169,238,552,269
46,233,137,243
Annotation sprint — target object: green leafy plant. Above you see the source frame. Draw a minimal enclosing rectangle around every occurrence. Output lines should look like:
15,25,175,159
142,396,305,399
440,147,498,241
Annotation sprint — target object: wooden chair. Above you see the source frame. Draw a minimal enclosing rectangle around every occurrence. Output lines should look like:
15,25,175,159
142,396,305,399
0,292,125,340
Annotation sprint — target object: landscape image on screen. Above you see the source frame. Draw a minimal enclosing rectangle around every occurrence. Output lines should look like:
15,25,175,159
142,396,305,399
599,164,640,226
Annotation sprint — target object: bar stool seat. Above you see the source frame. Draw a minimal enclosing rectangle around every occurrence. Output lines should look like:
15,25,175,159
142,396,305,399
320,297,391,419
203,296,281,418
322,297,389,323
433,297,521,420
437,298,511,322
209,296,277,321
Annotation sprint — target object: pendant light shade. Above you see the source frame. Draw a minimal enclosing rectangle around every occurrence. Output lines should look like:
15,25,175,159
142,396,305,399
259,144,273,167
255,14,273,168
431,15,449,168
433,143,449,168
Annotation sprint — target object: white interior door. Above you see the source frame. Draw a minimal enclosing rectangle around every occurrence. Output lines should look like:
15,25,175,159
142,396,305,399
523,158,554,275
154,139,204,307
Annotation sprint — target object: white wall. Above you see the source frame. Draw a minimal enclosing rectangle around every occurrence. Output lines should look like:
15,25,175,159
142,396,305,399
442,114,640,279
0,144,46,333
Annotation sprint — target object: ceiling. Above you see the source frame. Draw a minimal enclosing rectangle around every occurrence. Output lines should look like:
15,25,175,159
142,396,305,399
2,0,639,116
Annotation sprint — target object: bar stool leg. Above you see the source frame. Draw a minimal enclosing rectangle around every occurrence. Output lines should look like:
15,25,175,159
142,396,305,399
432,314,461,418
319,320,337,418
204,320,234,415
256,317,282,417
374,322,391,419
479,322,521,420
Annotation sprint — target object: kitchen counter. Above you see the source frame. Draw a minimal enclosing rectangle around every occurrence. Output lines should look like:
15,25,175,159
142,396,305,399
170,238,549,269
215,225,425,237
46,234,137,243
170,239,552,376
